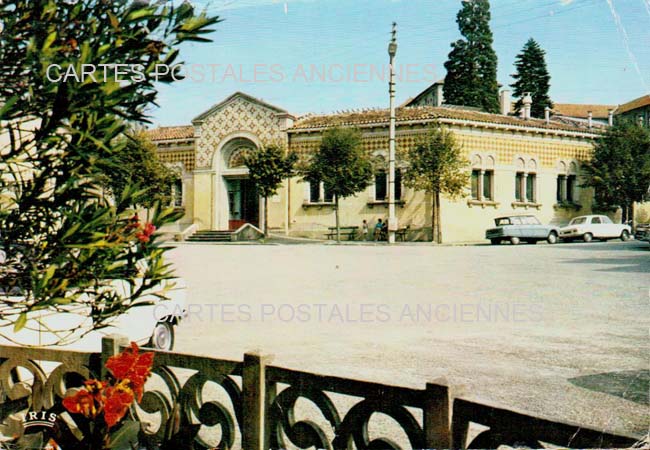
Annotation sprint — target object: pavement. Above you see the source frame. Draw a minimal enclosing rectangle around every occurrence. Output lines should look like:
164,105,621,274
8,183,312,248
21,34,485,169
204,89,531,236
165,240,650,437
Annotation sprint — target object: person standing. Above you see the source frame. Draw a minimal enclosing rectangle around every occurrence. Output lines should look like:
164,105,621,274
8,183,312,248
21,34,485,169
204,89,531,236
374,218,383,241
362,219,369,241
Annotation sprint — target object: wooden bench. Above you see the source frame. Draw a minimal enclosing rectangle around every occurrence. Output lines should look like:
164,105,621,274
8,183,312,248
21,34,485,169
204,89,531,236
326,226,359,240
396,225,410,241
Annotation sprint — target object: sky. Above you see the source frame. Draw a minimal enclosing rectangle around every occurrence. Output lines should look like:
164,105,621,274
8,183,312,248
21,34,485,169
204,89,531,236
150,0,650,126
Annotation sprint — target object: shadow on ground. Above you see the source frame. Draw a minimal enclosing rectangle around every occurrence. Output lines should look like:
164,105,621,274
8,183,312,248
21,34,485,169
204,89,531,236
556,242,650,273
569,370,649,405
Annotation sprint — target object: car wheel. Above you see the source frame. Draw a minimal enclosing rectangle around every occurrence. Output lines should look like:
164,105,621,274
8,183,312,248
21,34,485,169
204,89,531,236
510,236,520,245
149,321,175,351
547,232,558,244
490,239,500,245
583,232,593,243
620,230,630,241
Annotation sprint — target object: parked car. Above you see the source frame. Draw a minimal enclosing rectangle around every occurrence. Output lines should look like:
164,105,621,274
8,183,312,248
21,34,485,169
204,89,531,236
559,215,631,242
0,277,186,351
486,215,560,245
634,223,650,242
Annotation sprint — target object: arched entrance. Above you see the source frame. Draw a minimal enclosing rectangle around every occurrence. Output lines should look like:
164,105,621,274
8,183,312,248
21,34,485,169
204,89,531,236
219,137,260,230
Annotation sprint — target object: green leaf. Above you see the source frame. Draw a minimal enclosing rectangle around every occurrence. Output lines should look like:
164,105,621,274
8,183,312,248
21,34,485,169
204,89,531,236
107,420,140,449
0,95,18,120
42,31,57,51
14,313,27,333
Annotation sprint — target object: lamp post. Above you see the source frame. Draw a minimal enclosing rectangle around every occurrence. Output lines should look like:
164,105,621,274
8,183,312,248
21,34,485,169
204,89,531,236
387,22,398,244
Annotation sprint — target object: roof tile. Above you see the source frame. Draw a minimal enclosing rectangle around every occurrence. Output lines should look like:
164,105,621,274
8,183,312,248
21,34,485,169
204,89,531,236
146,125,194,141
291,106,601,134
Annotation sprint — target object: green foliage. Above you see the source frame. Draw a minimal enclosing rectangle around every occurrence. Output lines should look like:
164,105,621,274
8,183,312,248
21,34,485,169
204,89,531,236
245,144,297,236
582,121,650,221
304,127,373,200
443,0,500,113
303,127,372,241
99,130,179,209
401,125,469,243
401,126,469,198
511,38,553,118
245,145,297,199
0,0,220,344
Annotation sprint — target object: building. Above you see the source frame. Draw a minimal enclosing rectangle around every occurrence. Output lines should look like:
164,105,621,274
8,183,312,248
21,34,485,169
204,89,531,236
551,104,615,128
616,94,650,128
148,91,650,242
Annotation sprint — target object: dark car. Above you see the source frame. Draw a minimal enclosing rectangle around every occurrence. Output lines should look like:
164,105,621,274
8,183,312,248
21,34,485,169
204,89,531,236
486,215,560,245
634,223,650,242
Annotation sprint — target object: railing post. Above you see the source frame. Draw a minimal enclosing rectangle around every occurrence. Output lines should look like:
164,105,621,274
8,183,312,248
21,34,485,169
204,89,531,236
424,380,452,449
242,352,272,450
100,335,129,379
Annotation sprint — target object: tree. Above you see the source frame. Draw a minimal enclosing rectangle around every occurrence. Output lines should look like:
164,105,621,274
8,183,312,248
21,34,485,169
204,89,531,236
100,130,180,209
244,145,297,237
0,0,220,345
303,127,373,242
401,125,469,243
443,0,500,113
582,120,650,225
511,38,553,118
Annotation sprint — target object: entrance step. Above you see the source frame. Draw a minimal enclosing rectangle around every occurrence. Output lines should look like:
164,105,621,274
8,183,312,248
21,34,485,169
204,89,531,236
186,230,234,242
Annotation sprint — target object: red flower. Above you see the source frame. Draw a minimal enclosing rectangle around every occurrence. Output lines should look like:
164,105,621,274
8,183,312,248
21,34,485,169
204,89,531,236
103,384,134,428
105,342,154,401
135,222,156,243
63,388,97,418
62,342,154,431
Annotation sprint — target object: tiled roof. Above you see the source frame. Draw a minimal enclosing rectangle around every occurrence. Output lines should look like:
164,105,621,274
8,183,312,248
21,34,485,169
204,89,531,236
617,95,650,115
552,103,615,119
290,106,601,134
146,125,194,141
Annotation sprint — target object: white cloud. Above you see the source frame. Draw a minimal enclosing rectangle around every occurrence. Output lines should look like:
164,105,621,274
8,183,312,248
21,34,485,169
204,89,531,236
559,0,575,5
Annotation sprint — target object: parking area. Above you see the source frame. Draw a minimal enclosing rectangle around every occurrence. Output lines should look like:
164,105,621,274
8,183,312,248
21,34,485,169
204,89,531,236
166,240,649,435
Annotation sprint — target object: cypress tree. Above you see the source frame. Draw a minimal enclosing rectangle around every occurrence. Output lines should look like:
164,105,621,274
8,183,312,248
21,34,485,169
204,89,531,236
511,38,553,118
443,0,500,113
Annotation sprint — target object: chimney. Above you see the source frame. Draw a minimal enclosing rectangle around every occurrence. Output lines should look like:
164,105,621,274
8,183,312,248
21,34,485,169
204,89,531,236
544,106,550,125
522,92,532,119
499,89,511,116
608,109,614,126
588,111,593,129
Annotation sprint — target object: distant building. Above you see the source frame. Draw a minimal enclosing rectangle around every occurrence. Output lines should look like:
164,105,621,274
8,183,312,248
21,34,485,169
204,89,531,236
615,94,650,128
146,90,650,242
551,104,615,129
404,79,445,107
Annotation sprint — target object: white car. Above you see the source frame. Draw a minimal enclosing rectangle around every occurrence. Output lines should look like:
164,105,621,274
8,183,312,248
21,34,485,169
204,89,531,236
0,278,186,351
560,215,632,243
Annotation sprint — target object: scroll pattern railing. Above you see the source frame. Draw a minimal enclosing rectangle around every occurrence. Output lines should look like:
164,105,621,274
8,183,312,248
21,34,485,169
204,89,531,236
0,336,641,450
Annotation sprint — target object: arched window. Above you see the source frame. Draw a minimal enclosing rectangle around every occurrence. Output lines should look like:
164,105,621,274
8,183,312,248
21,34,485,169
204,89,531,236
372,154,402,202
556,160,579,204
514,157,538,203
470,153,495,201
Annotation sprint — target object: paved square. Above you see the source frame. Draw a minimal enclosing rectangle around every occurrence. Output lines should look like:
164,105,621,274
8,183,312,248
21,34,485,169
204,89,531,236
166,241,649,435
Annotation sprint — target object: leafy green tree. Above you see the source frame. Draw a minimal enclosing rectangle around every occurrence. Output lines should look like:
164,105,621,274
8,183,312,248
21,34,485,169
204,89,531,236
244,145,297,237
582,120,650,225
303,127,372,242
100,130,179,209
443,0,500,113
401,126,469,243
511,38,553,118
0,0,219,344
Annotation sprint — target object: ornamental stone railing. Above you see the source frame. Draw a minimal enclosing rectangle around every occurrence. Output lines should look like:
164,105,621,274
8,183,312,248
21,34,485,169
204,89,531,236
0,335,641,449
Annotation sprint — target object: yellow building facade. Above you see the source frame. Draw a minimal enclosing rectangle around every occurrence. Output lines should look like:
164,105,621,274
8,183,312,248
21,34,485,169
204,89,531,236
148,92,650,242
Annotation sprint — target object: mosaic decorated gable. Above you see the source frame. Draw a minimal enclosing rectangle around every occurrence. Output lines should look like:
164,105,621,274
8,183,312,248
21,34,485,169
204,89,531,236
289,125,594,169
195,94,287,169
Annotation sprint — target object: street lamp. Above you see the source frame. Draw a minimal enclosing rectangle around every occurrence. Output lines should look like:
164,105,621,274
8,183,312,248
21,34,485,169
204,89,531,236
387,22,398,244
